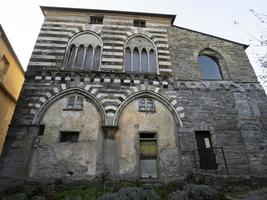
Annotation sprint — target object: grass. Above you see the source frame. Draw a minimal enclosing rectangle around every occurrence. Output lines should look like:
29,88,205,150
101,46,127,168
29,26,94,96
154,181,178,200
51,180,142,200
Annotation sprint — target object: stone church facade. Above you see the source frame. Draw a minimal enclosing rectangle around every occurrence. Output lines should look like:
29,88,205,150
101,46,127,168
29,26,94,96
0,7,267,183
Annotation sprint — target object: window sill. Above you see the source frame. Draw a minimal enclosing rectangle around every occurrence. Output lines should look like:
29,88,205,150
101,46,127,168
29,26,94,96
138,110,156,113
63,108,83,111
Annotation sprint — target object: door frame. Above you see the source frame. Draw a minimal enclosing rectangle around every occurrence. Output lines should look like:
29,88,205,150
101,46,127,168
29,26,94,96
138,131,159,179
194,130,217,169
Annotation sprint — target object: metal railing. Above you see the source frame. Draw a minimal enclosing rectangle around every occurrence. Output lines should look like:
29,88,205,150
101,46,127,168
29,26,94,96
192,147,229,175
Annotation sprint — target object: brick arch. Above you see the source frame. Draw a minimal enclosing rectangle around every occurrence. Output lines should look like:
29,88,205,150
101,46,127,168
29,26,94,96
113,90,184,127
32,87,106,125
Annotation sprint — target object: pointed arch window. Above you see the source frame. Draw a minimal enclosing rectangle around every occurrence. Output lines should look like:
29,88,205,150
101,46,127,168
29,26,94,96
198,55,222,80
124,35,158,74
64,32,102,71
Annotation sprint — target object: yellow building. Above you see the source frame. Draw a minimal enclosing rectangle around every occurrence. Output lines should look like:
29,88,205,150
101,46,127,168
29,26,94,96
0,25,24,154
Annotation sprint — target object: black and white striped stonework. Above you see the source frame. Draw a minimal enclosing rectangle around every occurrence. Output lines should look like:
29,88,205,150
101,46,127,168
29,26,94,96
29,13,172,73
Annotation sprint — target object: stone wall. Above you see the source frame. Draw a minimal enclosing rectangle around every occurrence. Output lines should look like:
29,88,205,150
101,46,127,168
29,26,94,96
0,7,266,183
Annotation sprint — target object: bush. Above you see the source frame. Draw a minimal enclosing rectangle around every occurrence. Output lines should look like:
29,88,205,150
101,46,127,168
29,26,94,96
97,187,160,200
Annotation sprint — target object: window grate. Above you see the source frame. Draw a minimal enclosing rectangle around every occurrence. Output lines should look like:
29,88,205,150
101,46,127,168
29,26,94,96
90,16,103,24
60,131,79,143
138,98,156,112
65,95,84,110
133,19,146,27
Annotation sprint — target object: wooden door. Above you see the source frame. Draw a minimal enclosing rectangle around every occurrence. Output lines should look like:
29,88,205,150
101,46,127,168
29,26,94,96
195,131,217,169
139,133,158,178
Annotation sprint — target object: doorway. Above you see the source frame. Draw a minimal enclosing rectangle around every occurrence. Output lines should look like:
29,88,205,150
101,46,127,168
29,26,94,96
139,132,158,179
195,131,217,169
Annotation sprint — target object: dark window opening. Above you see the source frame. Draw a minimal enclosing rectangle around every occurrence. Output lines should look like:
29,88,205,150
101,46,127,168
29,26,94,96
138,98,156,112
90,16,103,24
140,132,156,139
38,125,45,136
198,55,223,80
60,131,79,143
133,19,146,27
0,55,10,79
65,95,84,110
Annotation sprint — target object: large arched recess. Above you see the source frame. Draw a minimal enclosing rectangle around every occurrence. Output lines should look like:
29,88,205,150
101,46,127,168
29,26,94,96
32,88,106,125
114,91,183,182
30,88,106,178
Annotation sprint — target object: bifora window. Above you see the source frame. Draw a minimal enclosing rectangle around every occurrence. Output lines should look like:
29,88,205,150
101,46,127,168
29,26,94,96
138,98,156,112
65,95,84,110
60,131,79,143
65,32,102,71
198,55,223,80
124,36,158,74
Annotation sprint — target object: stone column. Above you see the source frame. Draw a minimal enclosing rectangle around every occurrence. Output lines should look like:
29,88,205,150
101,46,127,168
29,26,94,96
102,126,117,176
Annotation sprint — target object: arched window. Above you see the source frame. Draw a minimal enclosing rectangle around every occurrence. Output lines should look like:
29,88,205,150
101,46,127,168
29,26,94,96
75,45,85,69
124,47,131,72
133,48,140,72
124,35,158,74
198,55,222,80
84,45,93,69
67,45,76,69
141,49,148,73
64,32,102,71
149,49,157,74
92,46,101,70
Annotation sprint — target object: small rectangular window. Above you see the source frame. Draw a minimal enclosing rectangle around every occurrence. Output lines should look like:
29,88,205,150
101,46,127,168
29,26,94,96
60,131,79,143
90,16,103,24
138,98,156,112
38,124,45,136
140,132,156,139
133,19,146,27
0,55,10,79
65,95,84,110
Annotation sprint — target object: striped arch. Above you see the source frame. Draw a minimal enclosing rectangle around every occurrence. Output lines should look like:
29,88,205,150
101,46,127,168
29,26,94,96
113,90,184,127
32,87,106,125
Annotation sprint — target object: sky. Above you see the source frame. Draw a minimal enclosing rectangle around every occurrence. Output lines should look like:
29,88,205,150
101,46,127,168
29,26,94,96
0,0,266,77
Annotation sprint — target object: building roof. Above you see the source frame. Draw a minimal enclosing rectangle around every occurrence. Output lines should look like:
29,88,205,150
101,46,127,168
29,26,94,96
0,24,24,74
40,6,177,24
40,6,249,49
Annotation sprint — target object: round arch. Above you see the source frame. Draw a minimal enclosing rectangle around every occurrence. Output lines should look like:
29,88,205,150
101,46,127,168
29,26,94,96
67,30,103,47
124,34,157,50
113,91,183,127
32,88,106,125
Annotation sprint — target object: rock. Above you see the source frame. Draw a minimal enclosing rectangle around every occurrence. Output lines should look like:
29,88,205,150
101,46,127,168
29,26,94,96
3,193,28,200
63,194,83,200
31,196,46,200
239,190,267,200
169,190,187,200
97,187,161,200
186,184,218,200
170,184,219,200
